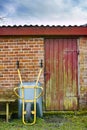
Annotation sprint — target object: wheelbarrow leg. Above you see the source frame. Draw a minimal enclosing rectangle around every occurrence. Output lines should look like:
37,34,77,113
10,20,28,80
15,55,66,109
6,102,9,122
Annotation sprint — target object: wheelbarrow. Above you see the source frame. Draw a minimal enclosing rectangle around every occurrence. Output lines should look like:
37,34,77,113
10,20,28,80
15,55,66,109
14,60,43,125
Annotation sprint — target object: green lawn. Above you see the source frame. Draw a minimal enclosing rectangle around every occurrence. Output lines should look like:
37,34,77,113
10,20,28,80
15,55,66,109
0,115,87,130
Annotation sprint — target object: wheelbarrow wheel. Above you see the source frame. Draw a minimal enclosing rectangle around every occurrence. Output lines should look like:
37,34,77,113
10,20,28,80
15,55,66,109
26,102,32,122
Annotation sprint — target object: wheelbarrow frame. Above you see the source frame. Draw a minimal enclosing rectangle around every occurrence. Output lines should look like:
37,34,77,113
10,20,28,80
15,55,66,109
14,61,43,125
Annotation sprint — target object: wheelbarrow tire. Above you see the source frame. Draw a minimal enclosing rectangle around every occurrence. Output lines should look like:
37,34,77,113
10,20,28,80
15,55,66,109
26,102,32,122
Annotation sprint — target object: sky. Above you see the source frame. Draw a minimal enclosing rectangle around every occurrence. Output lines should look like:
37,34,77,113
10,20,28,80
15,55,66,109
0,0,87,26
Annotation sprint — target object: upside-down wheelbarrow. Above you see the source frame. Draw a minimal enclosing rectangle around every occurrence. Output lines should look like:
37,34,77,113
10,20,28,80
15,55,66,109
14,60,43,125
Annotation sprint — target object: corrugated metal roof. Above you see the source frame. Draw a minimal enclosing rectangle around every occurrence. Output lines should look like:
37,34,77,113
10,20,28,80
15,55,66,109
1,24,87,27
0,25,87,36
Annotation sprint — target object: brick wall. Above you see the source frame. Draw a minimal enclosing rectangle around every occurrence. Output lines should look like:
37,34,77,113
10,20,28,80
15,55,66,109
0,37,44,99
79,37,87,109
0,36,87,110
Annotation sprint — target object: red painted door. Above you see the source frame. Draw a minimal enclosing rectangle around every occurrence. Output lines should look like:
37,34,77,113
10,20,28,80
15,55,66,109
45,38,78,110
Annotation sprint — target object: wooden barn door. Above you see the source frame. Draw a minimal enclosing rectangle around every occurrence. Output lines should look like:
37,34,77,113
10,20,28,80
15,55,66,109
45,38,78,111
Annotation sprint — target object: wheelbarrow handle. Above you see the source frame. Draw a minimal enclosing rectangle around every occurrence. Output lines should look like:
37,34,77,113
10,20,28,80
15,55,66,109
14,87,24,99
14,86,43,99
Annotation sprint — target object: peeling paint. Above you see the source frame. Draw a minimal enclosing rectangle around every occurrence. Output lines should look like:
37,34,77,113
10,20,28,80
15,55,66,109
46,73,58,110
64,97,78,110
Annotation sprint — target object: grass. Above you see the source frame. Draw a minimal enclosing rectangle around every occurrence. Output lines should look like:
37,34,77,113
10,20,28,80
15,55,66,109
0,115,87,130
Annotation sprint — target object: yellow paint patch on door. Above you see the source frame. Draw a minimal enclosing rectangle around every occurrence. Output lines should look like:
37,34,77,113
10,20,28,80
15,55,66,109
64,97,78,110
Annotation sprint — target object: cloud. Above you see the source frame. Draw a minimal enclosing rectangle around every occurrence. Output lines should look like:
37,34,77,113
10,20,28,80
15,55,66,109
0,0,87,25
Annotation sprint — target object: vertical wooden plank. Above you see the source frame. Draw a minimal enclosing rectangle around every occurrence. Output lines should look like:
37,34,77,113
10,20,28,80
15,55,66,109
72,39,78,95
68,39,73,110
54,39,59,110
45,39,51,110
67,39,73,97
72,39,78,110
55,39,60,110
58,39,64,110
50,39,54,110
63,39,78,110
63,39,68,109
53,39,56,110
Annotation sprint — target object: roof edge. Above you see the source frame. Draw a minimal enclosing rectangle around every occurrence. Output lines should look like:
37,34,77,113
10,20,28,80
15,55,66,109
0,25,87,36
